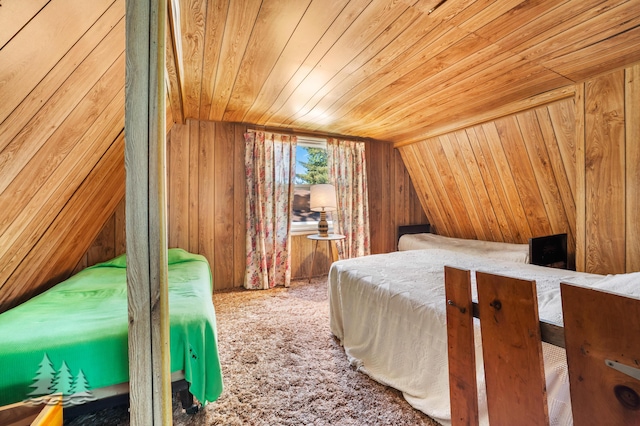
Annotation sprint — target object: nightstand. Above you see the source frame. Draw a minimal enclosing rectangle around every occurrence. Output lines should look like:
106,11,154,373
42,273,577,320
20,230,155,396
306,234,346,283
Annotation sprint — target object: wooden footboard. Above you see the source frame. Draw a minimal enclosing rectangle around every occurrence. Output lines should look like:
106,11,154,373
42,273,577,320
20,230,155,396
445,267,640,425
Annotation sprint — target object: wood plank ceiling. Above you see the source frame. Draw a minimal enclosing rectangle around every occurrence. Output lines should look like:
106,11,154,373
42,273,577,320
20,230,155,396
167,0,640,144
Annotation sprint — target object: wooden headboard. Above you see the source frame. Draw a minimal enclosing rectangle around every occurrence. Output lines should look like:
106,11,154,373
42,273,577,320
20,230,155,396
397,224,431,245
529,233,568,269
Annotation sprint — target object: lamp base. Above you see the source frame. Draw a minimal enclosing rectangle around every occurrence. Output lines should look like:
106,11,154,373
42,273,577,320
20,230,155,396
318,211,329,237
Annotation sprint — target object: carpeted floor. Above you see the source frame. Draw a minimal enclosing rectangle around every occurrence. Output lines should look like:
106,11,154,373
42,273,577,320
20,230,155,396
66,276,440,425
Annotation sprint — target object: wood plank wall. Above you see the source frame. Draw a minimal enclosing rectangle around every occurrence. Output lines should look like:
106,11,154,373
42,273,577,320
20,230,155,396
367,140,429,254
165,120,246,291
398,64,640,275
75,199,127,273
576,65,640,274
0,0,126,313
80,120,427,288
398,97,578,267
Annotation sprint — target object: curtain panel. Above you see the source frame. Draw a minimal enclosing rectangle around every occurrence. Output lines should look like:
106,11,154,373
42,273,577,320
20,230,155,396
327,138,370,259
244,131,297,289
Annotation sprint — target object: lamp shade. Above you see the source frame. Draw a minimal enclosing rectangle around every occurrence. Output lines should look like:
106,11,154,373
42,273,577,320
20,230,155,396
310,184,337,212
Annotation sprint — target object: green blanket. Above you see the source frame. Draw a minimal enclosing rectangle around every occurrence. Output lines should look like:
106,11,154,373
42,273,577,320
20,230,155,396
0,249,223,407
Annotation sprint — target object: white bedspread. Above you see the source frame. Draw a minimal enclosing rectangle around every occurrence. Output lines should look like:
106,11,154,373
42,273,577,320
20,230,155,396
398,233,530,263
328,249,640,425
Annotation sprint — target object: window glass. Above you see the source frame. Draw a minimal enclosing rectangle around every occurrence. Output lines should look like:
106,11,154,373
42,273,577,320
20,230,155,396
292,138,332,233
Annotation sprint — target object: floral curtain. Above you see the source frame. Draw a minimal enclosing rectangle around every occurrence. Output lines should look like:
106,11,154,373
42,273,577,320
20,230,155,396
327,138,370,259
244,131,297,289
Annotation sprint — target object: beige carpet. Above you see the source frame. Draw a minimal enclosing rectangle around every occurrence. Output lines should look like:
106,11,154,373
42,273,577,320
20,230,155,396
66,276,440,425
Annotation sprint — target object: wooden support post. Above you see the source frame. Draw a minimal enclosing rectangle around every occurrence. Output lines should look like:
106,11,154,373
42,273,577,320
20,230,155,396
125,0,171,424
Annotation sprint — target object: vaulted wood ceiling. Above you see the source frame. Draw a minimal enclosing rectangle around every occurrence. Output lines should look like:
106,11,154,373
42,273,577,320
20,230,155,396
167,0,640,144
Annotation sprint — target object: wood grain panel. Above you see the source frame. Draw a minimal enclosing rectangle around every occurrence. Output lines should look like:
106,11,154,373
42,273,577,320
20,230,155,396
497,117,550,237
537,104,576,230
480,121,531,241
444,266,479,426
300,2,473,134
167,120,246,290
213,122,235,288
241,0,349,125
465,126,514,242
0,132,125,312
365,139,382,252
439,134,489,240
233,125,247,286
197,0,229,120
509,112,559,236
290,234,333,280
0,1,123,153
454,130,504,242
178,0,207,119
257,0,374,126
477,271,548,426
165,6,184,125
0,0,50,48
423,139,471,237
0,0,116,125
412,141,455,236
562,283,640,425
0,86,125,298
398,98,579,264
86,203,117,266
584,70,626,274
292,1,434,130
392,149,428,230
188,119,200,253
399,145,443,234
222,0,311,123
270,0,417,126
626,65,640,272
574,65,640,274
198,121,216,282
74,198,126,274
0,87,124,273
167,122,190,249
0,54,124,238
575,83,587,272
0,20,125,195
206,1,262,121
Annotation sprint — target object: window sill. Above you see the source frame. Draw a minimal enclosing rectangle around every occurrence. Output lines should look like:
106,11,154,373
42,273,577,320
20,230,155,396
291,222,333,236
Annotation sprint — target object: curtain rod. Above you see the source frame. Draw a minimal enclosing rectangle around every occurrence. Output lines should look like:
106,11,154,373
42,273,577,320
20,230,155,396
245,126,377,144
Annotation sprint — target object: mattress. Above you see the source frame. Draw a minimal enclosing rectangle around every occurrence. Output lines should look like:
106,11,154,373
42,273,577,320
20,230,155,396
328,249,640,425
0,248,223,407
398,233,529,263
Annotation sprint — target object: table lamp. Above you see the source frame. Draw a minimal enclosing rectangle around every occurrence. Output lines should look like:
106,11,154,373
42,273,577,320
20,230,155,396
310,184,337,237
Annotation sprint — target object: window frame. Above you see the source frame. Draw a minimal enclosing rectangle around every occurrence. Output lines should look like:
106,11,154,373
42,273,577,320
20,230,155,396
291,137,332,235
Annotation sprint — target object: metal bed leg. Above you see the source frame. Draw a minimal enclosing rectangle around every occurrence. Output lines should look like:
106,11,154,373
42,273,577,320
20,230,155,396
179,388,199,414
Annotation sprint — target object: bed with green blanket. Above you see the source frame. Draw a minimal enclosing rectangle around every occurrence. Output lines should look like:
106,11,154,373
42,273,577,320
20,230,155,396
0,248,223,409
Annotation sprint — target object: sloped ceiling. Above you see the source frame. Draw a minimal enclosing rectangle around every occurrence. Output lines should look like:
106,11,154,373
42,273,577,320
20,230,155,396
167,0,640,144
0,0,126,312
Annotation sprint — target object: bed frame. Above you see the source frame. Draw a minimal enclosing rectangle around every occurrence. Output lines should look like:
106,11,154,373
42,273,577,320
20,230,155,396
445,267,640,425
397,224,568,269
63,372,199,420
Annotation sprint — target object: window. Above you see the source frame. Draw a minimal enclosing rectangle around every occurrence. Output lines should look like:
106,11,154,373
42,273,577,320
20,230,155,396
291,137,332,234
